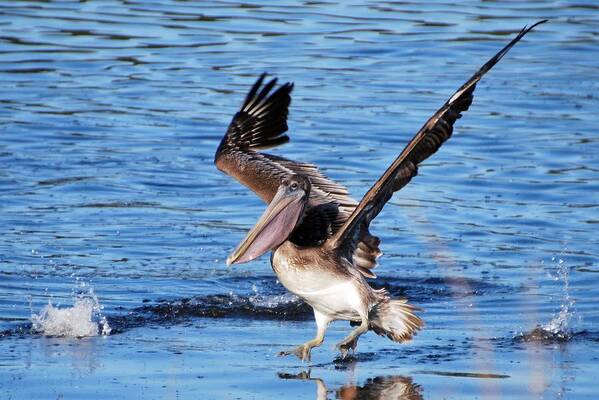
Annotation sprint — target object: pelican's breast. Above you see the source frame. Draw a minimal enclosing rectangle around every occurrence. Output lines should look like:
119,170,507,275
271,241,366,319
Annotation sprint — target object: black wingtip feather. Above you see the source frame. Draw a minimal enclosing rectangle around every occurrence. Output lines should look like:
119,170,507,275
479,19,548,78
243,73,267,110
218,74,294,152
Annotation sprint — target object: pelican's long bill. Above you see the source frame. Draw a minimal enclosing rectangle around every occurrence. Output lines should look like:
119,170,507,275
226,185,305,266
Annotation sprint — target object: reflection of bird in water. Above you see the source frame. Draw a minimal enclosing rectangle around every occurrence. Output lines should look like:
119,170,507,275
278,370,423,400
215,21,546,361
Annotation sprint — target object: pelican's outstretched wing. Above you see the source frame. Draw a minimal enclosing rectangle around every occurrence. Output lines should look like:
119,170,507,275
215,73,294,203
215,75,380,272
326,21,547,261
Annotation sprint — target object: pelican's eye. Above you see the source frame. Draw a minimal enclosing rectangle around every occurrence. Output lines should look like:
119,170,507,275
290,182,298,191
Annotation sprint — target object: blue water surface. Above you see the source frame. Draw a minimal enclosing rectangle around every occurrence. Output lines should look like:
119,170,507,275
0,1,598,399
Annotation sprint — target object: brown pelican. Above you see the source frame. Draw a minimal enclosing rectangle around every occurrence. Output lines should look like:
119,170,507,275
214,21,546,361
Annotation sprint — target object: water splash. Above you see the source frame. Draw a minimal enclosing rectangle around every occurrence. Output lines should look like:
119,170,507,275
543,256,575,336
31,288,111,338
517,254,576,343
248,284,299,309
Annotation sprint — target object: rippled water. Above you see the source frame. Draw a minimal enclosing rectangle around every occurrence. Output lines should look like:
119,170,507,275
1,1,598,399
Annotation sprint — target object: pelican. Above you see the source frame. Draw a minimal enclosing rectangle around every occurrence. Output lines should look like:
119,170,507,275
214,21,546,361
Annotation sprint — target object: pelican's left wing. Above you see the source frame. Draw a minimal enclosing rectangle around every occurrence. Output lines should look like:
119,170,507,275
326,21,547,263
214,73,295,204
214,73,354,214
215,74,380,270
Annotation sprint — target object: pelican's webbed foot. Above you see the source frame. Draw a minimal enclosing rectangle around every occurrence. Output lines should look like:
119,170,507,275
336,337,359,358
278,343,313,362
279,310,330,362
336,319,368,358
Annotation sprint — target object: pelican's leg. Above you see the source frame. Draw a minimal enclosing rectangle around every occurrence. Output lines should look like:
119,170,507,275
336,316,368,358
278,309,331,362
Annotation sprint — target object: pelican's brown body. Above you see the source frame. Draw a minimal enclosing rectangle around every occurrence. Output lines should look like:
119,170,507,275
272,241,379,321
214,21,545,361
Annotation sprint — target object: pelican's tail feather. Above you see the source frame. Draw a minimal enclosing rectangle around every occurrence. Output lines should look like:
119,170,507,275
369,299,424,343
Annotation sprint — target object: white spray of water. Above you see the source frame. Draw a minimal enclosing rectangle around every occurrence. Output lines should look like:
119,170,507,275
249,292,299,308
249,282,299,308
31,287,111,338
543,255,575,336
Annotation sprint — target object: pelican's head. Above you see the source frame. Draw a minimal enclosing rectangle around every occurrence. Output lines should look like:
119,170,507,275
226,174,310,265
